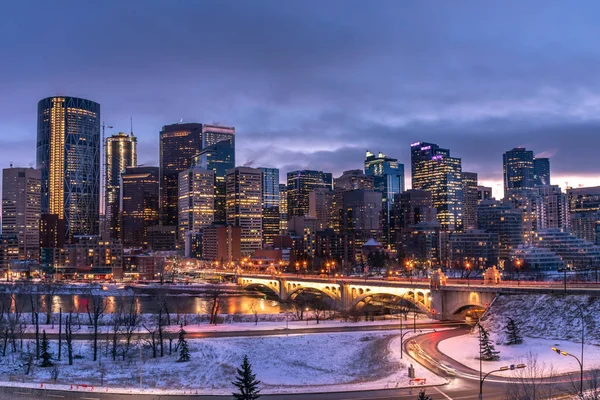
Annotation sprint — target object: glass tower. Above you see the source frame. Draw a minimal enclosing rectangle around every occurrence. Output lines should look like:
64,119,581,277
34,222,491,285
121,166,160,248
287,170,333,218
260,168,280,246
533,157,551,186
37,96,101,241
106,132,137,240
503,147,534,197
364,151,405,247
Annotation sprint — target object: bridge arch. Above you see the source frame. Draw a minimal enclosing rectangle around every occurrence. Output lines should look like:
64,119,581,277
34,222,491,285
349,286,431,313
286,286,340,302
243,283,280,298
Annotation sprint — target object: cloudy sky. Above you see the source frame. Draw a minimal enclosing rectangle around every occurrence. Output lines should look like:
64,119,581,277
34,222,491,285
2,0,600,198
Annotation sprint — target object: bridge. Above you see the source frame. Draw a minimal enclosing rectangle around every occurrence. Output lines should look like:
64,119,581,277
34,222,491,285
237,270,600,320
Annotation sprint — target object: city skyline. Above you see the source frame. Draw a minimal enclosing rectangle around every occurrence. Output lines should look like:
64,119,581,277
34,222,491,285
2,1,600,199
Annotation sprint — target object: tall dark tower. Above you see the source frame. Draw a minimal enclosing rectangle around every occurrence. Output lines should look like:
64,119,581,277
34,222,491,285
37,96,101,241
503,147,534,196
286,170,333,218
105,132,137,240
159,123,203,227
533,157,550,186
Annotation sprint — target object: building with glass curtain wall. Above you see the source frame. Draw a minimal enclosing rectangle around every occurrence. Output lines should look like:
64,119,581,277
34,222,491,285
287,170,333,219
503,147,535,197
226,167,263,256
37,96,101,242
260,168,280,246
121,166,160,248
105,132,137,240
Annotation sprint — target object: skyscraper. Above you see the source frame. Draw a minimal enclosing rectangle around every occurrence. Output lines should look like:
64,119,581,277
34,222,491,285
332,170,374,234
201,124,235,148
309,187,333,231
37,96,101,241
411,142,463,231
121,166,160,248
105,132,137,240
503,147,534,197
477,199,524,260
2,167,41,260
178,167,215,251
364,151,405,247
394,189,437,230
461,172,479,230
260,168,280,246
279,184,288,234
159,123,203,227
287,170,333,219
477,186,493,202
226,167,262,256
193,139,235,224
342,190,382,263
533,157,551,186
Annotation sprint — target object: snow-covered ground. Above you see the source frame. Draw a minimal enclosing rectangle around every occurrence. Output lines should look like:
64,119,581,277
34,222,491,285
438,332,600,377
0,332,445,394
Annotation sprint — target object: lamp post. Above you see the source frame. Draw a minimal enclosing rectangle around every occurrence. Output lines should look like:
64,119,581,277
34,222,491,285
552,347,583,397
479,364,526,399
466,262,471,287
516,259,522,286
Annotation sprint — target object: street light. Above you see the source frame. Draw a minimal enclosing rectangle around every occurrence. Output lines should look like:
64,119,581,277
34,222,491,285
516,259,522,286
479,364,526,399
466,262,471,287
551,346,583,396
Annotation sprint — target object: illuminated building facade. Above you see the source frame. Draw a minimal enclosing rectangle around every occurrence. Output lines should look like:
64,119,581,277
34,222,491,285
394,189,437,230
477,186,492,202
2,167,41,260
411,142,463,231
159,123,203,227
226,167,263,256
448,230,499,269
178,167,214,253
364,151,405,247
461,172,479,230
477,199,524,260
568,186,600,244
121,167,160,248
260,168,280,246
37,96,101,242
279,184,288,234
105,132,137,240
287,170,333,218
503,147,534,197
342,190,382,263
193,139,235,223
309,187,333,231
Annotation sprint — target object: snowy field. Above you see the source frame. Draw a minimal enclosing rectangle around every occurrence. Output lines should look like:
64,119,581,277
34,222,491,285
0,331,445,395
438,332,600,377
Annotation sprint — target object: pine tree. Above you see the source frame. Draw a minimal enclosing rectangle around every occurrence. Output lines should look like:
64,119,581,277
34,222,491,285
416,390,432,400
504,317,523,345
478,323,500,361
40,330,53,367
177,326,190,362
232,355,261,400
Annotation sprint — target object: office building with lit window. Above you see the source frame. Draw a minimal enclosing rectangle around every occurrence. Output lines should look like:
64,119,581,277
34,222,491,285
121,167,160,248
533,157,551,186
568,186,600,244
105,132,137,240
332,170,374,234
279,184,288,234
503,147,535,197
178,168,214,254
309,187,333,231
477,199,524,260
364,151,405,248
462,172,479,230
411,142,463,231
260,168,280,246
37,96,101,241
2,167,41,260
226,167,263,256
287,170,333,218
342,189,382,263
477,186,492,202
448,230,499,269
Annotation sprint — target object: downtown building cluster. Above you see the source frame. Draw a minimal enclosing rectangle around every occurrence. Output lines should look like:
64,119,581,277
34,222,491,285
1,95,600,280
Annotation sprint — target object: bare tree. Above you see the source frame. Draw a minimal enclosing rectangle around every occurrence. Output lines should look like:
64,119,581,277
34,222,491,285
143,322,158,358
29,292,41,359
250,301,260,325
110,301,124,361
121,295,139,361
205,286,225,325
57,308,62,361
504,352,557,400
64,312,74,365
86,293,108,362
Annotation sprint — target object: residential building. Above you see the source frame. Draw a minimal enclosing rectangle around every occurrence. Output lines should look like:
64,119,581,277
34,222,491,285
477,199,524,261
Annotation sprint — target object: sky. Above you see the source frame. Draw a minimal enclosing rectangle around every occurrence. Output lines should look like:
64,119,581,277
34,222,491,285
1,0,600,198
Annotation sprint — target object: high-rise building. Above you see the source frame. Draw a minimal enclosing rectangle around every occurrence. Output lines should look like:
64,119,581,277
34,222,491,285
202,224,241,262
448,230,499,269
260,168,280,247
533,157,551,186
287,170,333,218
159,123,203,227
226,167,262,256
394,189,437,230
477,199,524,261
535,185,569,230
37,96,101,241
121,167,160,248
201,124,235,148
364,151,405,247
461,172,479,230
332,170,374,234
193,140,235,224
477,186,493,202
105,132,137,240
309,188,333,231
342,190,382,263
178,168,214,252
503,147,534,197
279,184,288,234
411,142,463,231
2,167,41,260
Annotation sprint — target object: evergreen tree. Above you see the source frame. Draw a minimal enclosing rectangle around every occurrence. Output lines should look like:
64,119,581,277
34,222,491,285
478,323,500,361
177,326,190,362
504,317,523,345
40,330,53,367
232,355,261,400
416,391,432,400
